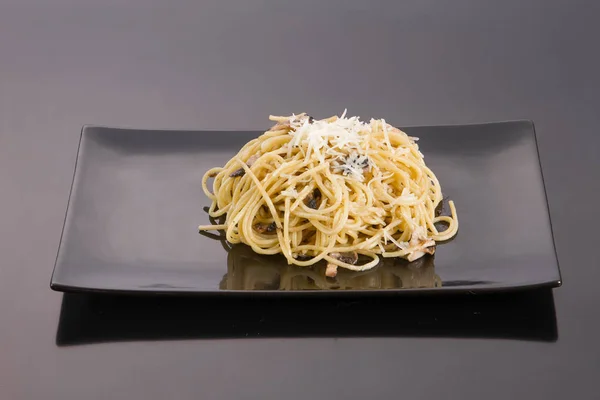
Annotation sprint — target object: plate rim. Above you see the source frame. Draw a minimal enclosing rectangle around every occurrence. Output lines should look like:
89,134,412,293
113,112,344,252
50,279,562,296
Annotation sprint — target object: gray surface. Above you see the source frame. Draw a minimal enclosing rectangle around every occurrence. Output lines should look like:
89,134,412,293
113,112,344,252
0,0,598,399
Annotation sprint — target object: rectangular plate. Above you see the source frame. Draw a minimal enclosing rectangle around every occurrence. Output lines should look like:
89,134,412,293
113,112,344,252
51,121,561,295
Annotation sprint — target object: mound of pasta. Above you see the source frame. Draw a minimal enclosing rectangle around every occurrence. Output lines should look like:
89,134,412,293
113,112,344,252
199,111,458,277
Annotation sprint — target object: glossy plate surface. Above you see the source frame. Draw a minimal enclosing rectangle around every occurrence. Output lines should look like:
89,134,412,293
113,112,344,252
51,121,561,295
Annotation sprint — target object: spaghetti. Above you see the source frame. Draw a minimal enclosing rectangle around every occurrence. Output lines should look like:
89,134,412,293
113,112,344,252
199,111,458,277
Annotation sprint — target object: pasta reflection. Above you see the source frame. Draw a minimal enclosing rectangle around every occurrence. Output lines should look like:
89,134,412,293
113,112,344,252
220,244,441,291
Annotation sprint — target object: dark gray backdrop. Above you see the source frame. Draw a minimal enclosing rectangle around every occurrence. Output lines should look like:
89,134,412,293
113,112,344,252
1,1,599,399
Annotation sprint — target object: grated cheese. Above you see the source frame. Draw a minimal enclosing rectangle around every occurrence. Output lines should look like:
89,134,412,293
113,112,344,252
280,186,299,198
383,230,409,250
287,109,371,169
332,151,370,182
398,187,417,202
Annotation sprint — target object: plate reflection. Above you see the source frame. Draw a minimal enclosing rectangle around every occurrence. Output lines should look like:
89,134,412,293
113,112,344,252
221,244,441,291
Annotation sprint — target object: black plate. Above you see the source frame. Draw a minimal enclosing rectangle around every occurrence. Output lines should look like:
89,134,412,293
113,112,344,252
50,121,561,295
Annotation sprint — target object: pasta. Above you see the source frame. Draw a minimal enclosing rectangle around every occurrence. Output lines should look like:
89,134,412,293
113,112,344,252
199,111,458,277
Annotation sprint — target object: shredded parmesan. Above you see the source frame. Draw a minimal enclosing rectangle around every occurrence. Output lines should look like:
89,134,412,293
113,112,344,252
287,109,371,168
281,187,298,198
383,230,409,250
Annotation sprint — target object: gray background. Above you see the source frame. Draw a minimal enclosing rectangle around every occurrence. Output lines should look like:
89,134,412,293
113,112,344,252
1,0,598,399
